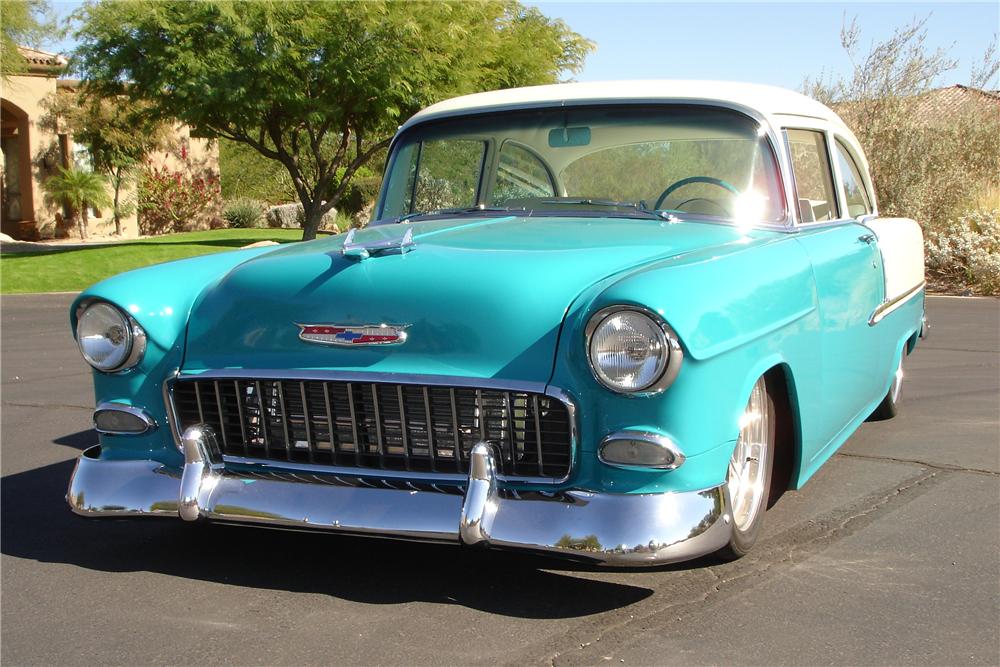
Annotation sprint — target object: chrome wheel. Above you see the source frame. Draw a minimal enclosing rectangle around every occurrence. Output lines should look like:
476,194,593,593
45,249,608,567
889,356,903,404
727,377,772,533
868,353,904,421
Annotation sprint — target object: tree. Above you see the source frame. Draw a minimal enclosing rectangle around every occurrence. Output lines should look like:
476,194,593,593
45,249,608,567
1,0,54,78
802,17,1000,224
44,93,173,235
71,1,593,240
42,167,112,239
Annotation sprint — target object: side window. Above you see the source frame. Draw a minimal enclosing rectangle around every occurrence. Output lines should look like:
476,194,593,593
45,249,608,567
382,139,486,218
490,142,555,205
785,129,839,223
834,140,872,218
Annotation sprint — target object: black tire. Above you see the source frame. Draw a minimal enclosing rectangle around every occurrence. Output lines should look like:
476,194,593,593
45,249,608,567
868,353,903,421
715,376,777,561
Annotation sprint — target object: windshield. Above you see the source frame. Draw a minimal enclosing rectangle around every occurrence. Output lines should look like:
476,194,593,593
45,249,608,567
377,105,785,224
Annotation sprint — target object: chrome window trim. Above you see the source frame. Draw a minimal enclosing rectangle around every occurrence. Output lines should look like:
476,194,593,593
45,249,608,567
782,126,842,225
164,370,578,485
831,136,875,218
379,99,795,231
93,402,158,435
584,305,684,397
598,430,687,471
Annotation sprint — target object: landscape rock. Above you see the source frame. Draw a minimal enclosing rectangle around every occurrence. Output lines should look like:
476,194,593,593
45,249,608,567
265,203,339,232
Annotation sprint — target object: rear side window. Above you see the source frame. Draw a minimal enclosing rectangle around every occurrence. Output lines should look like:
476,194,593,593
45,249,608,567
834,140,872,218
785,129,838,223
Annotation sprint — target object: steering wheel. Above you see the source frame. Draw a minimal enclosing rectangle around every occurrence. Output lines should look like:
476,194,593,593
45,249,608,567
654,176,740,211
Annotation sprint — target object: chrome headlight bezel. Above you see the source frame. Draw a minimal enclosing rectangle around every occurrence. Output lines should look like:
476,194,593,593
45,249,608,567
75,300,147,373
584,305,683,395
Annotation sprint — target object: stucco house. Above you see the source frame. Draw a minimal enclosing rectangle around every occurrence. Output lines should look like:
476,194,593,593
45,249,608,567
1,47,219,241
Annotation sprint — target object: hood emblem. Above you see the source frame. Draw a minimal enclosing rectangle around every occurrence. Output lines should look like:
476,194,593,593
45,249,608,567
296,323,410,346
342,227,415,261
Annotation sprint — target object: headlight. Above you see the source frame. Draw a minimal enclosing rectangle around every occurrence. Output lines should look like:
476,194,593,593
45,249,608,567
585,306,682,394
76,301,146,372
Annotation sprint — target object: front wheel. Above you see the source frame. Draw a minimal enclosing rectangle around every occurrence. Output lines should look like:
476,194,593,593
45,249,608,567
716,375,776,560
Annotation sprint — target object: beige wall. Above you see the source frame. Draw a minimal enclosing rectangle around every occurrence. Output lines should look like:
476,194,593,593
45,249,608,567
1,73,60,238
1,70,220,240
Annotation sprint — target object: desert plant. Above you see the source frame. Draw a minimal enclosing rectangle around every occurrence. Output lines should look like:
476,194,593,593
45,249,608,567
802,17,1000,226
137,165,221,235
925,208,1000,294
222,198,265,228
42,167,112,239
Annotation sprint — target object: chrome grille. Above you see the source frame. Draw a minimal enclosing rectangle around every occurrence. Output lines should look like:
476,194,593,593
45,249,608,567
170,378,573,479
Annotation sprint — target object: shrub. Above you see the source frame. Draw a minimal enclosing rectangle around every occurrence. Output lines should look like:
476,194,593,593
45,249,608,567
925,208,1000,294
223,198,265,228
138,166,222,235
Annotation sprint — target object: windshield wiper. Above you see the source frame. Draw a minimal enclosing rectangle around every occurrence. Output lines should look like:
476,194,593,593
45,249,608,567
375,205,518,225
538,198,673,220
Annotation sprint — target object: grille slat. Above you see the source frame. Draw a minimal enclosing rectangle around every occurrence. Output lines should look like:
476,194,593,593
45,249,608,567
172,378,572,480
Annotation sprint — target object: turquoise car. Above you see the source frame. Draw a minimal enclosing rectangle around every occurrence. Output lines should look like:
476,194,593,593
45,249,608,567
67,81,927,565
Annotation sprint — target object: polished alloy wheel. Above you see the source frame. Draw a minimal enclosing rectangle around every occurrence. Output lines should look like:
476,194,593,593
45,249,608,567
727,377,772,533
889,356,904,404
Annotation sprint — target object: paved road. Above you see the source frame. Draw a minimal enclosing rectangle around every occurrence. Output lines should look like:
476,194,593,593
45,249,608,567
1,294,997,666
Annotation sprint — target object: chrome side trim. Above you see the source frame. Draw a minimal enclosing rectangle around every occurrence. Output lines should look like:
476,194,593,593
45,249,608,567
66,442,732,566
92,402,158,435
868,281,925,326
164,371,578,485
598,430,686,471
584,305,683,397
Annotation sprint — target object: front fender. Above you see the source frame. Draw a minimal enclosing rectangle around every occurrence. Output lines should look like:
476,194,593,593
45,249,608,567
550,232,819,494
69,246,283,463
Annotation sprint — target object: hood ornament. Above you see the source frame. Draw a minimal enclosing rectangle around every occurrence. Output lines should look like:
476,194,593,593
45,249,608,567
296,323,410,346
342,227,415,261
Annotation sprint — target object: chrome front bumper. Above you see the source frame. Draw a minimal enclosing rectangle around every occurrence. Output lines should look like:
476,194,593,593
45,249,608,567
67,426,732,566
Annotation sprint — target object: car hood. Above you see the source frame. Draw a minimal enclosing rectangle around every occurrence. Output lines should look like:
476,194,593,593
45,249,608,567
183,215,746,383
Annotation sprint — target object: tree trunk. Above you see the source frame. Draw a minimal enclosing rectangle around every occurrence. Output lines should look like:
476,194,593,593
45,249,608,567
301,200,323,241
112,169,123,235
81,206,89,240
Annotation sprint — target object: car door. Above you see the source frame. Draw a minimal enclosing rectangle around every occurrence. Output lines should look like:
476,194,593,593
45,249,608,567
785,128,886,451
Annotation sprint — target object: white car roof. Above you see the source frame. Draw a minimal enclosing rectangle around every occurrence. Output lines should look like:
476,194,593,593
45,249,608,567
402,80,847,132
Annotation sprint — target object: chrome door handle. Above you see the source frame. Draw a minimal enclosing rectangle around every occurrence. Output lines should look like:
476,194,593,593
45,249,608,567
858,233,877,244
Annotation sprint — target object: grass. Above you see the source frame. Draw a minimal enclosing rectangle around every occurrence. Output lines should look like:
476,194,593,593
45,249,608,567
0,228,310,294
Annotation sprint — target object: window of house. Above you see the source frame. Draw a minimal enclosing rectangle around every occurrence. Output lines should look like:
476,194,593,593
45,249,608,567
785,129,838,223
834,139,872,218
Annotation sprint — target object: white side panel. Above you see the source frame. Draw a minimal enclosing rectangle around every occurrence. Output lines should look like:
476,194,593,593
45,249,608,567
866,217,925,301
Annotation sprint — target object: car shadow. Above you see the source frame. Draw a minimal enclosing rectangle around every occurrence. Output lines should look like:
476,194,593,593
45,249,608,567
1,449,665,619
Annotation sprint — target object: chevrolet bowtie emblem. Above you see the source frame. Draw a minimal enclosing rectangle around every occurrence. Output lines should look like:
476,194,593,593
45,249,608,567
296,323,410,346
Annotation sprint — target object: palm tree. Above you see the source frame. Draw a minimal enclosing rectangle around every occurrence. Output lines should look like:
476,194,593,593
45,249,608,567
42,167,112,239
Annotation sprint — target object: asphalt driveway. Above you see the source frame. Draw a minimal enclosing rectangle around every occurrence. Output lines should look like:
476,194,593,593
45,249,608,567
1,293,997,666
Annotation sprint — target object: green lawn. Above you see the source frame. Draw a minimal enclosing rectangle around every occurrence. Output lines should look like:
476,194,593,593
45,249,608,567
0,229,310,294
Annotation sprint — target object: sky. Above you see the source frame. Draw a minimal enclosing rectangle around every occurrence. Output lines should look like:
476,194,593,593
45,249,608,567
529,2,999,89
45,1,1000,91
